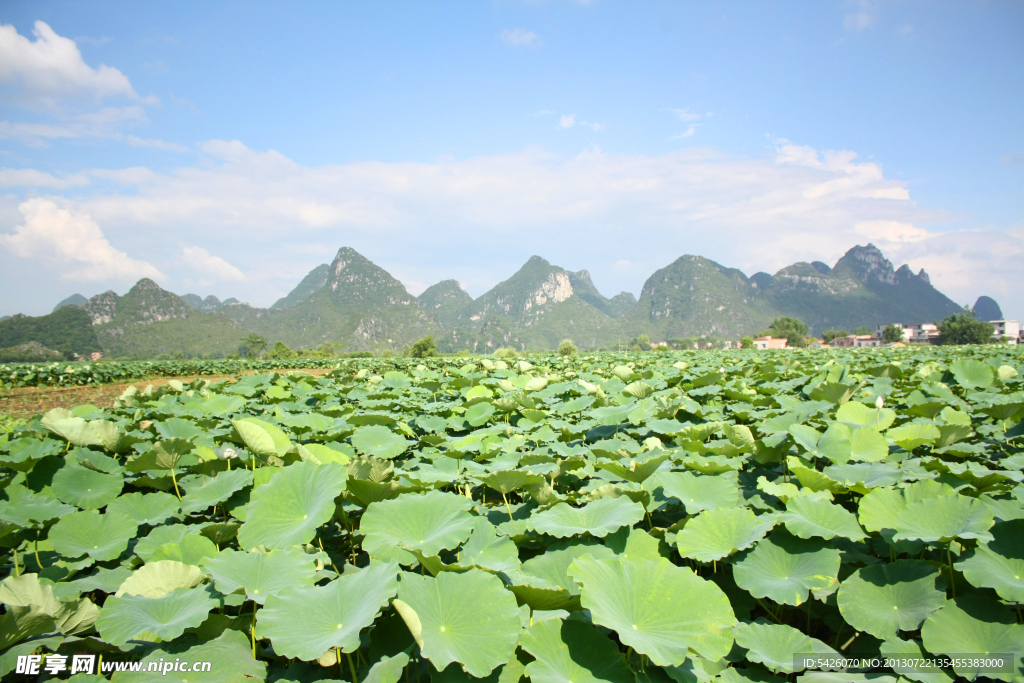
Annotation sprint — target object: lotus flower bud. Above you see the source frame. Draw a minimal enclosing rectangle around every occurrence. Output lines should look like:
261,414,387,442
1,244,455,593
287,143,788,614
215,446,239,460
875,395,884,409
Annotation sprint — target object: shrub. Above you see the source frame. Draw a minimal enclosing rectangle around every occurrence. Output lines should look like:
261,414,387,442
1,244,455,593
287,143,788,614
939,312,995,345
557,339,578,357
494,347,518,359
769,317,809,348
411,336,438,358
740,336,753,349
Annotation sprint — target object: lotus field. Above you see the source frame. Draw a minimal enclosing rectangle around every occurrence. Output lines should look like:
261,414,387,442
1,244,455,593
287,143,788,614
3,347,1024,683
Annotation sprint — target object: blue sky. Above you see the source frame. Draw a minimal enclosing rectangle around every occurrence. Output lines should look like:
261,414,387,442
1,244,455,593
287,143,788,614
1,0,1022,320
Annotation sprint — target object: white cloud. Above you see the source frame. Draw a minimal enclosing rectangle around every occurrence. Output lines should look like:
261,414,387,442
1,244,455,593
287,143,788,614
500,29,540,47
668,108,701,122
0,21,140,109
0,168,89,188
844,1,877,31
5,139,1022,320
0,198,164,281
670,126,696,140
181,245,245,282
1002,151,1024,166
559,114,602,131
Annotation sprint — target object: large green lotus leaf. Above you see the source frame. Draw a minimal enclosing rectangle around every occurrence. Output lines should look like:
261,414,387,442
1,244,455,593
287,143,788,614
116,560,206,598
351,425,411,459
521,541,616,598
300,442,351,466
134,524,197,562
258,560,400,660
849,428,890,463
0,485,75,526
567,556,736,666
836,561,946,640
364,653,411,683
361,490,474,562
956,519,1024,602
594,455,668,484
72,566,134,593
921,595,1024,683
879,637,955,683
202,547,318,604
858,481,954,533
835,401,896,431
232,416,291,458
91,420,144,454
180,469,253,515
237,461,347,550
96,586,218,646
479,470,546,495
48,510,137,561
893,494,995,543
41,412,102,448
885,423,940,451
526,497,645,538
466,402,496,427
675,507,775,562
51,464,124,510
649,471,739,514
455,518,522,573
822,462,899,491
732,532,841,606
949,358,995,390
394,569,521,677
109,629,265,683
148,534,219,566
734,621,839,674
519,617,633,683
0,605,57,650
0,574,61,613
778,496,867,541
106,491,181,525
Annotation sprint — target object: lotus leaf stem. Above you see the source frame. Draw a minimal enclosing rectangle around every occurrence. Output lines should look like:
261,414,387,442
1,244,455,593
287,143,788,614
34,530,43,569
502,492,513,521
251,604,257,658
754,598,782,624
12,546,20,577
346,651,359,683
947,542,956,598
170,467,182,500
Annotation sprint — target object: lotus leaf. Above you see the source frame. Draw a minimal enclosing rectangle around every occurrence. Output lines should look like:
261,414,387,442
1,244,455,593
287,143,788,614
675,507,775,562
921,596,1024,682
568,556,736,665
893,493,995,543
258,560,400,660
51,464,124,509
734,620,839,674
202,547,318,603
106,491,181,525
351,425,411,459
237,461,347,550
116,560,206,598
956,519,1024,601
109,629,265,683
650,471,739,514
180,469,253,515
526,497,645,538
733,532,841,606
394,569,522,677
519,617,633,683
361,490,475,562
96,586,218,646
778,496,867,541
837,561,946,639
48,510,137,561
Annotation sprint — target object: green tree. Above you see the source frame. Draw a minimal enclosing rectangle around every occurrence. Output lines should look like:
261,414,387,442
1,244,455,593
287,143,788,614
557,339,578,357
265,341,297,359
881,324,904,343
821,328,848,343
410,336,438,358
740,336,754,349
768,317,809,348
632,333,651,349
938,312,994,345
852,325,872,336
241,333,268,358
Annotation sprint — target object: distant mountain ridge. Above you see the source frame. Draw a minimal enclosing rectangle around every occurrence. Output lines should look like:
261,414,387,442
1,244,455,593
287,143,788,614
14,243,973,357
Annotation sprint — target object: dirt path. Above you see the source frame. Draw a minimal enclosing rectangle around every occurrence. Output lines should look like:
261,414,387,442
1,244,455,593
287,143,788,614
0,367,336,419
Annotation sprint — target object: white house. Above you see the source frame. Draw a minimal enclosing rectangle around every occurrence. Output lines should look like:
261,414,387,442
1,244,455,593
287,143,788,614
990,320,1020,344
